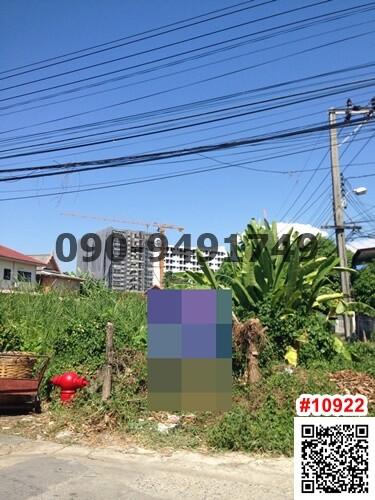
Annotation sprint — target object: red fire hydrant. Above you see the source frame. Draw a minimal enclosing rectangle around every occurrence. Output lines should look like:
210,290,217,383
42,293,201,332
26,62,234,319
51,371,88,403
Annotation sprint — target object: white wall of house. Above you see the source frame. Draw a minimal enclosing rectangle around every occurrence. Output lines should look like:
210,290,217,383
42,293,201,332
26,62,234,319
0,258,37,290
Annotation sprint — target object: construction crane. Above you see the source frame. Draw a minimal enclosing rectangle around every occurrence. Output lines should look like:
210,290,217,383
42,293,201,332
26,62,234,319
61,211,184,287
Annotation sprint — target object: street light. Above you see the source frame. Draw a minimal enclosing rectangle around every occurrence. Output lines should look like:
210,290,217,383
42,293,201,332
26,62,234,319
353,187,368,196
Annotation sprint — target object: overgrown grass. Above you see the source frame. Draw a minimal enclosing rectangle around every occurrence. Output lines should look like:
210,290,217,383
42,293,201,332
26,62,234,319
1,286,374,455
207,369,337,455
306,342,375,378
0,282,146,391
41,366,346,455
0,284,146,350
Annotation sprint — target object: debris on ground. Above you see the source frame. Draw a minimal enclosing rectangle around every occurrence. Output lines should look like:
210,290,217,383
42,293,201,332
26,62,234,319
165,414,180,425
157,422,178,433
55,430,75,441
329,370,375,406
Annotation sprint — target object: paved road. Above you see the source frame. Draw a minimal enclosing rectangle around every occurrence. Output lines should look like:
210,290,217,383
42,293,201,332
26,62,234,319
0,435,293,499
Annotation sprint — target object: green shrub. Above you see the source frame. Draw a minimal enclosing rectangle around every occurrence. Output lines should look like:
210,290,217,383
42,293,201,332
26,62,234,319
0,286,146,398
0,286,146,354
257,298,338,368
348,341,375,377
208,370,336,454
208,405,293,454
48,317,108,373
0,323,24,351
256,298,298,365
349,341,375,359
298,317,336,365
352,260,375,308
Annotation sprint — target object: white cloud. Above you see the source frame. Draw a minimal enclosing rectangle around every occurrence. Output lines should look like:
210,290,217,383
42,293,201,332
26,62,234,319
276,222,328,238
346,238,375,252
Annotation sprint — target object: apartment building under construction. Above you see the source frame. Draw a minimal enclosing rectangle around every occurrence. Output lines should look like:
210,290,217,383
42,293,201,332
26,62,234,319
77,227,228,291
77,227,153,292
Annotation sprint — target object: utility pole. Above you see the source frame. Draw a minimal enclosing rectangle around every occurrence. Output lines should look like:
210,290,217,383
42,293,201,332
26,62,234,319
328,109,352,340
328,103,374,339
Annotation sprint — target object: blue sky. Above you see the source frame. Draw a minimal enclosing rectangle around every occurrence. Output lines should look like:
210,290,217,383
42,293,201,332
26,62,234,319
0,0,374,270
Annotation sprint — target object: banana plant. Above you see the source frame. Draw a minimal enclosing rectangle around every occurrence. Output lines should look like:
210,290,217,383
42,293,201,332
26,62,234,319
186,220,357,320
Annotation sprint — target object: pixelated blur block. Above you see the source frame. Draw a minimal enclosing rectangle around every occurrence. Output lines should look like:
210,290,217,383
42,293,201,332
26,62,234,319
147,289,232,412
216,289,232,324
147,289,182,324
148,324,182,358
181,289,216,324
181,324,216,358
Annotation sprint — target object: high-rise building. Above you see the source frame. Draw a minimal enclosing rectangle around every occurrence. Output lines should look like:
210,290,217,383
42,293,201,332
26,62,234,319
77,227,153,292
164,245,227,274
77,227,228,291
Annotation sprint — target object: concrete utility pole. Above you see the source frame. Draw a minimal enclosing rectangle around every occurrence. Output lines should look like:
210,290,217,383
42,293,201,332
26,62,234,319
328,104,374,339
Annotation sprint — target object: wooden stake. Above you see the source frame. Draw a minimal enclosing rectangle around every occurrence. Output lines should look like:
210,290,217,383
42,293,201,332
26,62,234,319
102,322,114,401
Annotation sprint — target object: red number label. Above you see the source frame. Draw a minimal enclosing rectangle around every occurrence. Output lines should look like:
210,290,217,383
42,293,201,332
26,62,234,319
344,397,354,412
312,398,319,412
322,398,331,413
355,397,365,413
332,397,342,413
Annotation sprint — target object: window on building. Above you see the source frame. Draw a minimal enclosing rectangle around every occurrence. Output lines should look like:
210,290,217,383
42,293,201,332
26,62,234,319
3,268,11,280
17,270,32,282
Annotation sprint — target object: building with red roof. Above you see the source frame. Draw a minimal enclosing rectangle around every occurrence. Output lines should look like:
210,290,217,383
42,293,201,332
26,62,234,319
0,245,45,290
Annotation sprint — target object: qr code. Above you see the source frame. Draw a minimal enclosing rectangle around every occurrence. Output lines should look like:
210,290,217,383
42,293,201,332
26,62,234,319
294,417,374,499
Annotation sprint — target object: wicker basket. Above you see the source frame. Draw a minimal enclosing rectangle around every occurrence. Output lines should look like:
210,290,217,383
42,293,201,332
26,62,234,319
0,352,37,379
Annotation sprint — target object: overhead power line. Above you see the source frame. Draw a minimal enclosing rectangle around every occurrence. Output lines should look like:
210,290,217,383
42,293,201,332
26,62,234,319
3,17,373,124
0,1,368,108
0,0,265,78
3,59,373,138
0,0,283,91
289,118,375,221
1,59,374,147
2,123,375,202
280,100,375,221
1,76,374,160
0,115,371,183
4,76,375,152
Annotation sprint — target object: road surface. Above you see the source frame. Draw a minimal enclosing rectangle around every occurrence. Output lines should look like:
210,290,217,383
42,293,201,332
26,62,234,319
0,434,293,499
